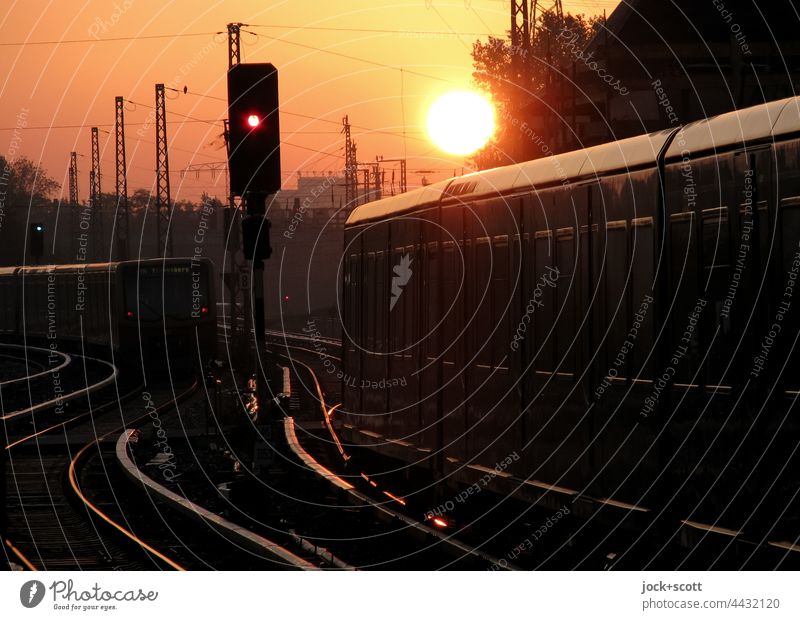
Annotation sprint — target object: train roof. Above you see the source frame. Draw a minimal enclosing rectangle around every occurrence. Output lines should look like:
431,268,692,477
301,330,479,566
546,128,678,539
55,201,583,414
345,128,675,226
0,257,209,276
346,95,800,226
664,96,800,159
341,179,452,228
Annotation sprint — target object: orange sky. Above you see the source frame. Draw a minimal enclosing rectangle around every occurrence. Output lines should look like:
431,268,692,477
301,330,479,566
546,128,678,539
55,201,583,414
0,0,619,202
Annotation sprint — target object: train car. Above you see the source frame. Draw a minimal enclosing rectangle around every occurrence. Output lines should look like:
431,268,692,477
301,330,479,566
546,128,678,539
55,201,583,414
0,258,216,369
341,96,800,543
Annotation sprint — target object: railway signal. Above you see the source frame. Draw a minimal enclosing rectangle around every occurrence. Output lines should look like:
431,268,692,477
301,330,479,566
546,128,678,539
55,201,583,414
29,223,44,259
226,61,281,463
226,62,281,196
241,215,271,261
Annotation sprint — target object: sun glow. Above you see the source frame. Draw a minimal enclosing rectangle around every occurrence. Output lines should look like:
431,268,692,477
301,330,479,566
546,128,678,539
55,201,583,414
426,90,495,156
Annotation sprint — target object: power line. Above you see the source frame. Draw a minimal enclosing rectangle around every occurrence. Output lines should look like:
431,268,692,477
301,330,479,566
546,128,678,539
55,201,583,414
0,23,507,48
124,98,222,127
246,23,499,37
0,31,222,47
0,120,215,130
172,86,431,142
248,30,458,85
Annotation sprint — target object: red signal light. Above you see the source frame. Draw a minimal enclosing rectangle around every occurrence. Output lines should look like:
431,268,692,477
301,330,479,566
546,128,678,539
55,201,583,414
227,63,281,195
126,310,134,318
201,306,209,315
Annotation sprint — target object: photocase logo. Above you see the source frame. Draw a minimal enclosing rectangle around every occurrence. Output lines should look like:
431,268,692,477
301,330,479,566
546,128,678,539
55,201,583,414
20,580,45,608
390,253,413,311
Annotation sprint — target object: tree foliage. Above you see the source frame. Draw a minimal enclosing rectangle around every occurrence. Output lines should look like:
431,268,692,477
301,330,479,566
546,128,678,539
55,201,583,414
471,12,603,168
0,155,60,207
128,188,152,214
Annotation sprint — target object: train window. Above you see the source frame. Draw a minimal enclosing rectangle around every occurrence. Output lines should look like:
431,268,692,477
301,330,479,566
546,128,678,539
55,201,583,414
376,250,386,355
475,237,492,368
669,211,699,387
533,230,554,373
404,245,415,359
512,233,525,360
555,227,576,376
701,207,730,270
354,253,362,357
390,247,405,356
347,253,358,355
604,221,628,381
780,197,800,270
756,201,769,273
425,241,439,362
365,252,375,353
630,217,655,380
492,236,510,371
701,207,731,387
125,263,208,322
442,241,459,365
779,197,800,391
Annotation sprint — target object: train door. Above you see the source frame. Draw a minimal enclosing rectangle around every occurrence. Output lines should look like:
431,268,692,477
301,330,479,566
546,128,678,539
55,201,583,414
769,139,800,395
342,227,363,421
752,136,800,541
580,182,601,411
440,203,466,464
587,170,660,502
387,215,419,443
520,183,592,490
416,207,441,454
360,220,390,430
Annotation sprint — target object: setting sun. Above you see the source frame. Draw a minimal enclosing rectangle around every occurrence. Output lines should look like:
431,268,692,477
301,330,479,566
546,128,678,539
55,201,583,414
426,90,495,156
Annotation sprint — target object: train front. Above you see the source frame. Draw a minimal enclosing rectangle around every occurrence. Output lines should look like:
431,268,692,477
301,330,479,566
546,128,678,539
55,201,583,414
119,258,217,369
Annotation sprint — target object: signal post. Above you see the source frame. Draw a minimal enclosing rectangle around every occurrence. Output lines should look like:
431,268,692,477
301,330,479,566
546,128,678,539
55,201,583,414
226,62,282,469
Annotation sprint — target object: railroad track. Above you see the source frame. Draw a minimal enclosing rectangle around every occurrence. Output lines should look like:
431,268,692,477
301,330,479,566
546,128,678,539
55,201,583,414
4,370,314,571
217,326,800,568
5,376,166,569
0,342,117,429
264,330,800,570
209,325,504,568
236,332,517,569
0,343,55,383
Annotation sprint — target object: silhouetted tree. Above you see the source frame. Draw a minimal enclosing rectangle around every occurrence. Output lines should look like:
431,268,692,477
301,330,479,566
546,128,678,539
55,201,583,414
0,155,60,206
471,12,602,168
128,188,152,214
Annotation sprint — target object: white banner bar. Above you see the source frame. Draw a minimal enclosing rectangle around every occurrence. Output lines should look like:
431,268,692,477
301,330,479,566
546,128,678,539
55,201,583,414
2,571,798,619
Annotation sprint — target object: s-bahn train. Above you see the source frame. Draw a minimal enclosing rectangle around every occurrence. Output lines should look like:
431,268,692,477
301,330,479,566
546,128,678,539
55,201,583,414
0,258,217,368
341,95,800,544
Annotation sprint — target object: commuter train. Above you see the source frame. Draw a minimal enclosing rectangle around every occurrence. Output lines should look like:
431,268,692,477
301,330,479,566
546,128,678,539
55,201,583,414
340,95,800,545
0,258,217,368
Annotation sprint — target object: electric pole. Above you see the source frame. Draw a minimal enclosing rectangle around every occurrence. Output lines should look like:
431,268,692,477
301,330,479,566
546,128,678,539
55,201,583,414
227,22,243,68
154,83,173,258
115,96,129,261
511,1,531,160
511,1,531,76
69,151,79,260
90,127,104,260
342,115,357,209
224,26,249,371
530,1,565,153
377,156,407,194
69,152,79,208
